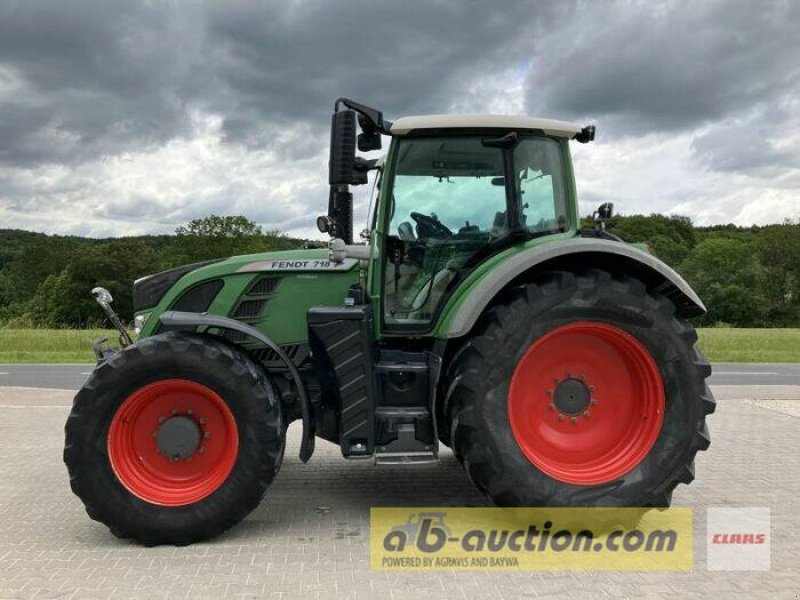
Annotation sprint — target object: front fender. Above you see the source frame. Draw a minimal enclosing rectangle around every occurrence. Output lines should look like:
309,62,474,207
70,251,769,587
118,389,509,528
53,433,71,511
159,310,315,462
436,237,705,339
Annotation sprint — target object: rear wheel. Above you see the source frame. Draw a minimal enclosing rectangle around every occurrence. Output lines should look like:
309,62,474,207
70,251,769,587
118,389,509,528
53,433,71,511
445,269,714,507
64,332,284,545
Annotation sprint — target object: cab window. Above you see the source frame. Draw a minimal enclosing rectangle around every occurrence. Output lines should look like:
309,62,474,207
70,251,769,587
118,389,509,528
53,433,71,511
382,134,567,329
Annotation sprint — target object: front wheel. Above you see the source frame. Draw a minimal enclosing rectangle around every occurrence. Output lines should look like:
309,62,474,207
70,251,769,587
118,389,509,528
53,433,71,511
64,333,284,545
445,269,715,507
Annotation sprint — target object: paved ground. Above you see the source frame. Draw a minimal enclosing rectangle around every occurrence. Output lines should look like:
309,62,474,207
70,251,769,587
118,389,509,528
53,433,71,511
1,362,799,390
0,384,798,599
0,365,95,391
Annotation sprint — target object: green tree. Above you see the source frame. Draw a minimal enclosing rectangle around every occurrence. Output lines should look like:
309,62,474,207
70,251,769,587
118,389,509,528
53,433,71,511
27,239,158,327
681,238,767,326
606,214,696,267
0,235,82,306
757,221,800,324
171,215,294,264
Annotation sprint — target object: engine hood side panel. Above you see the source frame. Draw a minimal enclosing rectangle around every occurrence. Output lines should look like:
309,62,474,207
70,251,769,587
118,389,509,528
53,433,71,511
136,248,360,344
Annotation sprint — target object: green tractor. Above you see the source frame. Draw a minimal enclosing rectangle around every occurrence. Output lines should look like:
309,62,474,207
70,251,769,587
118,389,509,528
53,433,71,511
65,98,714,545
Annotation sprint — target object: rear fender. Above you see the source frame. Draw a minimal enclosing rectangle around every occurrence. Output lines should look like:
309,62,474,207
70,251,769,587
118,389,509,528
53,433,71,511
437,237,705,339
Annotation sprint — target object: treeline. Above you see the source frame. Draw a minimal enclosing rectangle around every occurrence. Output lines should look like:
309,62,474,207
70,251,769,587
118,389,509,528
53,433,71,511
598,215,800,327
0,216,303,328
1,214,798,328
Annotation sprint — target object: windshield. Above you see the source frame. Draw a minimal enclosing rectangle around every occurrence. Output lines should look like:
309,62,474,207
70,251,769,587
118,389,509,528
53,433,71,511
383,134,568,328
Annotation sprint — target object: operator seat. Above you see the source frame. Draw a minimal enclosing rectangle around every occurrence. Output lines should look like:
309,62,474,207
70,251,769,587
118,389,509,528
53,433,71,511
398,222,416,241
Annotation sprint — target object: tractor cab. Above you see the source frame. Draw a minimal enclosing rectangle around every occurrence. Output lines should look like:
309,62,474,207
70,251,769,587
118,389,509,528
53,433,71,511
319,99,595,334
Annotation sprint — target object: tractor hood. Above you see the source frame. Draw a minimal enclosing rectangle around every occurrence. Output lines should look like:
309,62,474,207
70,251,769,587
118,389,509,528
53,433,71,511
232,248,359,274
133,247,360,344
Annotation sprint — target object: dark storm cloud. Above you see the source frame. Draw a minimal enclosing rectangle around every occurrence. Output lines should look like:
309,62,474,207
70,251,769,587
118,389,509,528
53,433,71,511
1,0,798,233
0,0,549,168
0,1,205,166
526,1,800,135
201,0,547,142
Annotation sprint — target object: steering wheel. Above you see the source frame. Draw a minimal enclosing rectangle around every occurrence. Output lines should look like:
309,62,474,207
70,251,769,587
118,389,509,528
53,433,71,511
410,211,453,239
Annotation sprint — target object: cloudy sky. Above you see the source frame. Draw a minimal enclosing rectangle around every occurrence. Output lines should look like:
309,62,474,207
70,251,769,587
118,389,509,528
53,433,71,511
1,0,799,239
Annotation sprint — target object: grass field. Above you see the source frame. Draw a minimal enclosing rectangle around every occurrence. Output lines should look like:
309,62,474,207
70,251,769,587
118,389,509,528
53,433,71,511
695,328,800,363
0,327,799,364
0,329,119,363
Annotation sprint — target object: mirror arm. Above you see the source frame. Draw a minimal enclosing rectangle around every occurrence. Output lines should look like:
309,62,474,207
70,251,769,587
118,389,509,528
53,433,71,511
335,98,392,134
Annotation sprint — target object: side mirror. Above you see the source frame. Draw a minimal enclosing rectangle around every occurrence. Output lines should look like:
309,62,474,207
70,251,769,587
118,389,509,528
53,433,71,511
358,131,382,152
593,202,614,231
329,110,359,185
357,114,382,151
597,202,614,219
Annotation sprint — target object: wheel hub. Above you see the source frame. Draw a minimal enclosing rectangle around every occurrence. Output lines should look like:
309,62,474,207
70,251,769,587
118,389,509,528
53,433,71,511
552,378,591,416
156,415,201,460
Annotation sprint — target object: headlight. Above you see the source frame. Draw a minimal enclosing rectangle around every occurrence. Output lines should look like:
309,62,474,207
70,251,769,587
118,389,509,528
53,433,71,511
134,312,151,335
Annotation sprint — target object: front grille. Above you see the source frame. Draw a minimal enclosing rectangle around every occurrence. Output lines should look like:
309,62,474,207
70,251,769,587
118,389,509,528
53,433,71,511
171,279,223,313
224,329,248,343
133,259,222,311
232,298,266,319
248,276,281,295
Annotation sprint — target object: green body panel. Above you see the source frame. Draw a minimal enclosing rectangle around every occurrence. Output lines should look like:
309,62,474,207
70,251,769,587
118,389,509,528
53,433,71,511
432,229,578,337
136,248,359,344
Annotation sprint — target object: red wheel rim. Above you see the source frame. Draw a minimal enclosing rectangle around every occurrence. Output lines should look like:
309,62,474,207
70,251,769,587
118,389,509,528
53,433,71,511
508,322,664,485
107,379,238,506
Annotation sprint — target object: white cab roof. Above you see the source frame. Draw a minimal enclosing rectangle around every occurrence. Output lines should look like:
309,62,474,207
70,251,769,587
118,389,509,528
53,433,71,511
390,114,583,138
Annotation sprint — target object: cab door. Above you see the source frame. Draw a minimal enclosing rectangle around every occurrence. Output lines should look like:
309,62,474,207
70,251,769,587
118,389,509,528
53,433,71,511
371,133,573,336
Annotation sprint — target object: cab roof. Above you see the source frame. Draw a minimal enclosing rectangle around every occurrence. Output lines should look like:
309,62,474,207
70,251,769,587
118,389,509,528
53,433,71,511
389,114,583,138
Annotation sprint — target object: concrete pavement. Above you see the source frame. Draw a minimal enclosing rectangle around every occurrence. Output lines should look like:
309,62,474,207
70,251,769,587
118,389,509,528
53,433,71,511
0,384,798,599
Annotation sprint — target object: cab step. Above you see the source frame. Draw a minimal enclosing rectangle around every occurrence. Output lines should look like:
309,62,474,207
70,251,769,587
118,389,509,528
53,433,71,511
375,451,439,466
374,413,438,465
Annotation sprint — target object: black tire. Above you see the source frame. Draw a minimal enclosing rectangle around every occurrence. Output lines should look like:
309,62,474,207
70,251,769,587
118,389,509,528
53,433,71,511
444,268,715,507
64,332,284,545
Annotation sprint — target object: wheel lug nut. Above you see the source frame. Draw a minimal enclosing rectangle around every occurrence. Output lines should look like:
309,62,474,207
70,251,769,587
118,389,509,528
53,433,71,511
187,409,193,416
158,417,165,423
548,403,555,410
199,418,206,425
546,389,553,396
204,432,210,438
588,385,596,391
557,414,564,421
584,410,591,418
590,398,598,405
571,416,577,424
171,409,177,415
